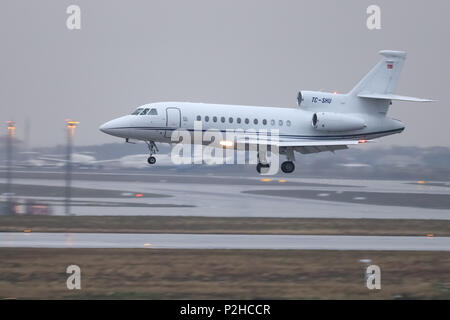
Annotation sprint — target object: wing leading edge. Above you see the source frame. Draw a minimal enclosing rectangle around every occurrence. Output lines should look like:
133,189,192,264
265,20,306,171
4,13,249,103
236,138,371,154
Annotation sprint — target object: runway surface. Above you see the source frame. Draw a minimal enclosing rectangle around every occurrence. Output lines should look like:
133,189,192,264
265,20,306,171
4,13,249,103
0,232,449,251
1,170,450,220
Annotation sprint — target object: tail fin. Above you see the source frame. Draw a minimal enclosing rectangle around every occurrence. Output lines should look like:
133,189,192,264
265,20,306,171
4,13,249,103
349,50,407,96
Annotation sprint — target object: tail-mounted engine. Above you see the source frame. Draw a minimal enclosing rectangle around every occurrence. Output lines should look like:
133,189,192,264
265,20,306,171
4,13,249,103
312,112,366,132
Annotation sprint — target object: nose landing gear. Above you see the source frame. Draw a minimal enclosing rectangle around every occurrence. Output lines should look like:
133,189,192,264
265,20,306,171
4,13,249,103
145,141,159,165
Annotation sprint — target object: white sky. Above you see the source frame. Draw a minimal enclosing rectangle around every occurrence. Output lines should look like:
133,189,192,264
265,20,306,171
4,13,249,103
0,0,448,147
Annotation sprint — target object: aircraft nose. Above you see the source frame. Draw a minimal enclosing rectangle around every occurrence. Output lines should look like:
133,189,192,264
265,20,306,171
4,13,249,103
99,116,131,138
99,121,113,134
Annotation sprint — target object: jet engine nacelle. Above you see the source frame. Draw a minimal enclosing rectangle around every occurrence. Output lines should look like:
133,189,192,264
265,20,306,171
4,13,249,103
312,112,366,132
297,90,340,109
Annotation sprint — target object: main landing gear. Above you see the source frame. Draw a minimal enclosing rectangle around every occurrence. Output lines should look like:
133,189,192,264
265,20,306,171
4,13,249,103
145,141,159,165
256,163,270,174
280,147,296,173
256,150,271,174
280,161,295,173
257,161,295,174
255,147,296,174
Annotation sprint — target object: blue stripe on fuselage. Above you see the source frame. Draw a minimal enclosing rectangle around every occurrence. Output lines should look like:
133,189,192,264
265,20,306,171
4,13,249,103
106,126,404,140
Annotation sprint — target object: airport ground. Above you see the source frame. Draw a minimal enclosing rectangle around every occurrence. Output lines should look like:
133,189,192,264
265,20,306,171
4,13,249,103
1,169,449,299
2,170,450,220
1,215,450,236
1,248,449,299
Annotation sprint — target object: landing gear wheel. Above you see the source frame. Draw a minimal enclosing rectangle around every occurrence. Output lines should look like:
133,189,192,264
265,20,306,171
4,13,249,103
147,156,156,165
281,161,295,173
256,163,270,174
145,141,159,165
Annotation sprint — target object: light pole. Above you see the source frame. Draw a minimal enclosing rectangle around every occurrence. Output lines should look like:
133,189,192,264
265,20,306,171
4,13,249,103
65,119,79,215
5,121,15,214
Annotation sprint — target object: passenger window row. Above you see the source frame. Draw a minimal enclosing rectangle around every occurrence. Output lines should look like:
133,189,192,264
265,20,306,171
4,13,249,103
196,115,291,127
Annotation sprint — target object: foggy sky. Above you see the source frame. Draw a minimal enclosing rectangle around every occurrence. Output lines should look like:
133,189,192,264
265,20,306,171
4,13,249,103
1,0,449,147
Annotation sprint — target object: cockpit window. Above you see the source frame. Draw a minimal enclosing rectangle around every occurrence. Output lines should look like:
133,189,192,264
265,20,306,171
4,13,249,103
131,108,144,115
148,108,158,115
140,108,150,115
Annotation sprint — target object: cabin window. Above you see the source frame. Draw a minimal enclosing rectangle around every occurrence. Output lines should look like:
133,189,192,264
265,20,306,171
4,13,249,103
131,108,143,115
229,117,233,123
271,119,275,126
140,108,150,115
213,116,217,122
279,120,283,126
262,119,267,125
253,119,258,125
236,118,241,124
205,116,209,122
245,118,249,124
286,120,291,126
197,115,201,121
221,117,225,123
148,108,158,115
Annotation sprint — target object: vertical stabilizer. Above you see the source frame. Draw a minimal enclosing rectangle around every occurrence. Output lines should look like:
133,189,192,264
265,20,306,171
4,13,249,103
349,50,407,96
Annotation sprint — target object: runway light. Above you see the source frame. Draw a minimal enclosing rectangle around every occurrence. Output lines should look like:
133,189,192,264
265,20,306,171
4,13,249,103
136,193,143,197
6,121,16,139
278,179,286,183
65,119,80,128
427,234,434,237
144,243,152,247
358,139,368,144
261,178,272,182
65,119,79,141
417,181,426,184
7,121,16,130
219,140,233,148
23,229,31,233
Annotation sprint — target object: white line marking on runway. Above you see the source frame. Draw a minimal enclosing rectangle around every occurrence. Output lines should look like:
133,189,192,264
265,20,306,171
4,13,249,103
0,232,449,251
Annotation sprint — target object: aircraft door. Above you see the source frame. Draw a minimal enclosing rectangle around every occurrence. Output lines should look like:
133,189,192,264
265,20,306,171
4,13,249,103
165,107,181,138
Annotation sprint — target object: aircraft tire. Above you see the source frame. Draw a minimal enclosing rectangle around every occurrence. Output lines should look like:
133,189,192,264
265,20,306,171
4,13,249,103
256,163,271,174
281,161,295,173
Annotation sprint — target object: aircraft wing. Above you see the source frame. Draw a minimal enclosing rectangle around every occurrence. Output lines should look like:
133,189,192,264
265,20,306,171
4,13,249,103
235,138,371,154
39,156,138,165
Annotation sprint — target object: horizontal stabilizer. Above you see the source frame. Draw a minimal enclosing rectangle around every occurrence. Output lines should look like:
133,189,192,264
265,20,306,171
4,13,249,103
358,92,435,102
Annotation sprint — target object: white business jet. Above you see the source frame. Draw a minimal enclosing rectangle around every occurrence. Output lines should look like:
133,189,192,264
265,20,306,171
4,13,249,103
100,50,433,174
